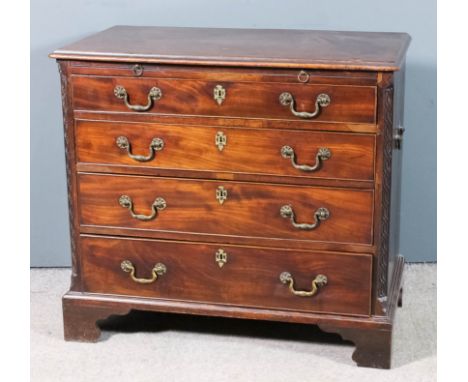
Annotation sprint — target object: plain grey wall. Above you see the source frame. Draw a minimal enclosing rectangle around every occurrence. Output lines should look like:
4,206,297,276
31,0,436,266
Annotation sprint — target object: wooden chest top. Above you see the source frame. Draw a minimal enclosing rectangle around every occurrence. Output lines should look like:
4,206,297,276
50,25,410,71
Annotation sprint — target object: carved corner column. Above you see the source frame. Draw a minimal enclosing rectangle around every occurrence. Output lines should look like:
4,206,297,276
58,61,82,291
373,73,395,315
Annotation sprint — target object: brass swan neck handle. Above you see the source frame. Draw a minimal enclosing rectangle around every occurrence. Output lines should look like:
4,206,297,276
116,136,164,162
279,92,330,119
119,195,167,221
280,272,328,297
121,260,167,284
114,85,162,112
280,205,330,230
281,146,331,172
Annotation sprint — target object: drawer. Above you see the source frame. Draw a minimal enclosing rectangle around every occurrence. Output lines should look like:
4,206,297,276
81,236,373,316
76,120,375,182
78,174,374,245
71,75,376,124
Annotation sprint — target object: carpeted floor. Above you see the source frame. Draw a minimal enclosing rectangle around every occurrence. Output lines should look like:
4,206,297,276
30,264,436,382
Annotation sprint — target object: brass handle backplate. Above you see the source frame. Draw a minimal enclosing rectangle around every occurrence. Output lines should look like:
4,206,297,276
281,146,331,172
280,205,329,230
121,260,166,284
280,272,328,297
114,85,162,112
116,136,164,162
279,92,330,119
119,195,167,221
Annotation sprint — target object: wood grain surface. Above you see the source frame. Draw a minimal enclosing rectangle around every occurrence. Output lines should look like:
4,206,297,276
71,75,376,123
80,235,373,316
68,61,379,85
50,26,410,71
77,173,374,245
75,120,375,182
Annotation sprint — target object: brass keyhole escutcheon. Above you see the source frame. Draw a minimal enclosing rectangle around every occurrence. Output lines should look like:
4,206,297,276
213,84,226,105
215,249,228,268
216,186,228,205
215,131,227,151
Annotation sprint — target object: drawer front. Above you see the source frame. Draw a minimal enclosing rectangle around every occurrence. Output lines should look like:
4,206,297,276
78,174,374,245
76,120,375,182
71,75,376,123
81,236,372,316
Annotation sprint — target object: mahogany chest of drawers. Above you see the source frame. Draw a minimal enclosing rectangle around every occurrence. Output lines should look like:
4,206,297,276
51,26,410,369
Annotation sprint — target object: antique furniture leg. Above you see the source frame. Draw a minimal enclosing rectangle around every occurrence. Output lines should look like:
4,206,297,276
62,293,131,342
318,325,392,369
319,255,404,369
